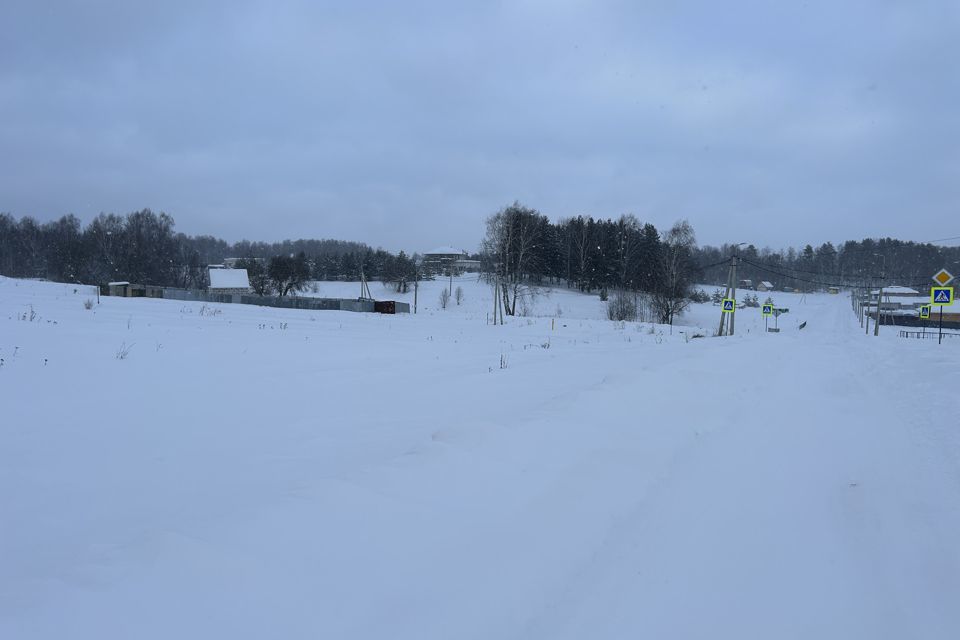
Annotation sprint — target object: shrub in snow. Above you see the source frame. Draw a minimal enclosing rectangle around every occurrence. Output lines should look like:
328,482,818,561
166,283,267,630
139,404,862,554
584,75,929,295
115,342,134,360
439,288,451,309
83,299,94,310
455,286,464,305
688,288,710,303
606,289,637,322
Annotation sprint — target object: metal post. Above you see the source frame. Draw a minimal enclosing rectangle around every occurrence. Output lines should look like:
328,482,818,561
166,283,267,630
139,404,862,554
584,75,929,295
939,305,944,345
874,286,883,336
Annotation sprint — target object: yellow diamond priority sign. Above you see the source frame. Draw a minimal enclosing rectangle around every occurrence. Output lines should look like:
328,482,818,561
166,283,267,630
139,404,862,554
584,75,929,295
932,268,954,286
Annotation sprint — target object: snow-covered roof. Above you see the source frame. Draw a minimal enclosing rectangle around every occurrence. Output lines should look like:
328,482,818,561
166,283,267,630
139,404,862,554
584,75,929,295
759,281,773,288
208,268,250,289
871,286,919,295
424,246,463,256
108,281,130,286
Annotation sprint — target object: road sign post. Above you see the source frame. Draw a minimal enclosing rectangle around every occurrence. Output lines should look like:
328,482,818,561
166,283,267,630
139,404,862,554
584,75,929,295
762,303,773,332
920,305,931,338
721,298,735,313
930,286,954,345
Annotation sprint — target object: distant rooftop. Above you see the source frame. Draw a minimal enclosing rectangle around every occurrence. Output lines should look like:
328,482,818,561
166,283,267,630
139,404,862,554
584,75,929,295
872,286,920,295
424,246,464,256
209,268,250,289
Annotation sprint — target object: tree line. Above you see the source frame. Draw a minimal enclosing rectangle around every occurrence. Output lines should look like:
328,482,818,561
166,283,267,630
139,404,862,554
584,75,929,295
481,203,699,323
0,210,425,293
693,239,960,291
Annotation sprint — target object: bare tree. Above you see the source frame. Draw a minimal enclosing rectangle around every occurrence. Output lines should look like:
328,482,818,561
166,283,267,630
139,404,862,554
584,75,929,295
237,258,271,296
652,220,697,325
482,202,546,316
268,252,311,297
454,286,464,305
439,288,451,309
607,288,638,321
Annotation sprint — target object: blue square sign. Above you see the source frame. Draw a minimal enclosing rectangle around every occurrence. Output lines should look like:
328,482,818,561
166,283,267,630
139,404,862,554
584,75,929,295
931,287,954,305
722,298,735,312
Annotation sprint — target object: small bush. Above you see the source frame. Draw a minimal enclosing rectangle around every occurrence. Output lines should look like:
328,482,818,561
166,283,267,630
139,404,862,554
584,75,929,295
116,342,134,360
607,289,638,321
688,288,710,304
83,299,94,310
439,288,451,309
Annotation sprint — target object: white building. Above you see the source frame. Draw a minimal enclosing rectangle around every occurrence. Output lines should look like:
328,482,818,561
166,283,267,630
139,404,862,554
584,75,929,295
422,246,468,275
208,268,251,295
756,281,774,292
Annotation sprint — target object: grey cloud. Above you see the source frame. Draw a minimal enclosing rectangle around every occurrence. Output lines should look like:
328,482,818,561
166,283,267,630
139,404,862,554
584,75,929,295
2,0,958,252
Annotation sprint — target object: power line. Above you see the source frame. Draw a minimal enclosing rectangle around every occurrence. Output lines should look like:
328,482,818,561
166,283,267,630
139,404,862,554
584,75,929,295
923,235,960,244
696,256,736,271
739,257,932,290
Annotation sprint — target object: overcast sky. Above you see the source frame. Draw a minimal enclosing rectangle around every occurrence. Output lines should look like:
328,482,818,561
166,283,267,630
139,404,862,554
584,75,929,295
2,0,958,253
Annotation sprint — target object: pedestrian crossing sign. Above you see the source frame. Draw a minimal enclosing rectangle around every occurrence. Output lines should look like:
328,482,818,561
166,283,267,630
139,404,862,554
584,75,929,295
919,305,931,319
762,304,773,316
722,298,735,313
931,287,954,305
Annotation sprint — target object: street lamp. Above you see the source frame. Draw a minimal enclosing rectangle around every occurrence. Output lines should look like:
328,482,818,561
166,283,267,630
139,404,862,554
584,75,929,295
872,253,886,334
873,253,886,279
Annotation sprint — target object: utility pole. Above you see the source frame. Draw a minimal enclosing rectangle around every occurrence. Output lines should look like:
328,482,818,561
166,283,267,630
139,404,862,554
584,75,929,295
730,254,739,335
717,254,734,337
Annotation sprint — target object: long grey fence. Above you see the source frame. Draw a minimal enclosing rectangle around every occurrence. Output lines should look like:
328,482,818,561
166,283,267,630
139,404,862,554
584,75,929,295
158,288,409,314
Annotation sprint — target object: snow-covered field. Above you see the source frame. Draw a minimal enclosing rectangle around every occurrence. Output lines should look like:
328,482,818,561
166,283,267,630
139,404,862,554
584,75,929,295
2,275,958,639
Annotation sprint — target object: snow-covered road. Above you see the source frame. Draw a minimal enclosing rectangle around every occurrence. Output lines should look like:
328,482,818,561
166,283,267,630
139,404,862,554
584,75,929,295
2,277,958,639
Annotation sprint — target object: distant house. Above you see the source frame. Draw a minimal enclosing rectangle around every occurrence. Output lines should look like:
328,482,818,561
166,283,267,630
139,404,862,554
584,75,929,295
756,281,774,292
454,258,481,273
107,281,131,297
738,279,753,289
106,282,163,298
866,285,926,315
208,268,251,295
422,246,467,275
